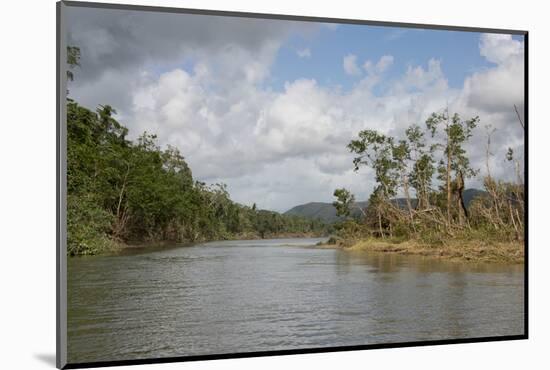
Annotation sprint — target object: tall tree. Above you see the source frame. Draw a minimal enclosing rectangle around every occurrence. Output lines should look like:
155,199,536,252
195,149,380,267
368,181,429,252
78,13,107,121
405,124,434,210
348,130,398,237
391,139,414,226
427,110,478,226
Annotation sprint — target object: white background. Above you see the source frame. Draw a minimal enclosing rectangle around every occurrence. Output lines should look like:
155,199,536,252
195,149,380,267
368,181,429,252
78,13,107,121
0,0,547,369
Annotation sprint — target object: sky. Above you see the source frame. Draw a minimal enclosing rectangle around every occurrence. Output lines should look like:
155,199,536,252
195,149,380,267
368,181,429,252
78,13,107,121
66,6,525,213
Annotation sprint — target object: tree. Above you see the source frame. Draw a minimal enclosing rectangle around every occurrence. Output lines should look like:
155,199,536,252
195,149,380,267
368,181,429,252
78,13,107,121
391,139,414,226
426,110,478,226
333,188,355,218
67,46,80,82
406,124,434,210
348,130,399,237
348,130,398,199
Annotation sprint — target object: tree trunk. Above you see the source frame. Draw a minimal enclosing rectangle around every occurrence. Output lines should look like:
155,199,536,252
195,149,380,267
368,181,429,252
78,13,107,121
402,171,415,230
423,179,430,209
509,201,519,241
457,171,468,225
378,208,384,239
113,163,130,238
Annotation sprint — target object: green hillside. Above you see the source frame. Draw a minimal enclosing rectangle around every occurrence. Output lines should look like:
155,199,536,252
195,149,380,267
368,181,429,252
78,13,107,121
284,201,368,223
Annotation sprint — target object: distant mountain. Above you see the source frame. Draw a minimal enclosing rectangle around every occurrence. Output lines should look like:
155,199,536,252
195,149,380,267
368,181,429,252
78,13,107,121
462,188,486,206
284,201,367,224
284,189,487,224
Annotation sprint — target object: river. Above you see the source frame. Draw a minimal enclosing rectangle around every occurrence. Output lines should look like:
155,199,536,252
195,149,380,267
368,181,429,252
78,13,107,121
67,237,524,363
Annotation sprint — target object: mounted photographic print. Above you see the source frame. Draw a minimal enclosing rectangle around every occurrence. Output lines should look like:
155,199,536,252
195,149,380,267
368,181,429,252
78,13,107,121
56,1,527,368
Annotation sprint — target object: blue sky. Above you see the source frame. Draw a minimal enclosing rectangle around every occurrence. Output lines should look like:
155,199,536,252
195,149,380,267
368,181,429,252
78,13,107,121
270,24,520,92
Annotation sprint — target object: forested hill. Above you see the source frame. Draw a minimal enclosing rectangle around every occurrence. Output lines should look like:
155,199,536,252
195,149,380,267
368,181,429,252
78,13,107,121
284,201,368,223
285,189,486,224
67,100,329,256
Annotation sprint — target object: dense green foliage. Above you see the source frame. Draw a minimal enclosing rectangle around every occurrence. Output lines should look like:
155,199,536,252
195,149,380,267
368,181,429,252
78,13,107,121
67,100,328,256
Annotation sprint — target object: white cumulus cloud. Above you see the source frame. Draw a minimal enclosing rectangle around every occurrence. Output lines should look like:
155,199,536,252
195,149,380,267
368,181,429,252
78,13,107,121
479,33,524,65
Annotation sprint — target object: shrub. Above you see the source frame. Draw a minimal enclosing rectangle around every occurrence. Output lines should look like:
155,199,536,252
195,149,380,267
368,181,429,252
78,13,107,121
67,194,116,256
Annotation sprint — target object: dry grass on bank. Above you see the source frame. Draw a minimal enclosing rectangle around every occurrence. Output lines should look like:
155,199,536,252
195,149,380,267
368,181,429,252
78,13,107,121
323,237,524,263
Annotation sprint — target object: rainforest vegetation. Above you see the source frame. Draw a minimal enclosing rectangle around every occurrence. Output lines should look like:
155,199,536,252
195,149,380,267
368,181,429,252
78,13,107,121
66,100,329,256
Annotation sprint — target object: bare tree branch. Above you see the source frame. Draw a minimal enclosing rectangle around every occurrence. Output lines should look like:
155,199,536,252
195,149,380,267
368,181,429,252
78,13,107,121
514,104,525,130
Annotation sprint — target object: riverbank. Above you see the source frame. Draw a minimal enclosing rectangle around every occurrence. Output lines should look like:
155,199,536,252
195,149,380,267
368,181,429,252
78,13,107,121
318,237,524,263
92,232,329,255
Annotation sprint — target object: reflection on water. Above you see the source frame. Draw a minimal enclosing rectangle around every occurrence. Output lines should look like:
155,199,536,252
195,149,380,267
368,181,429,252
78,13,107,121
68,238,524,363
